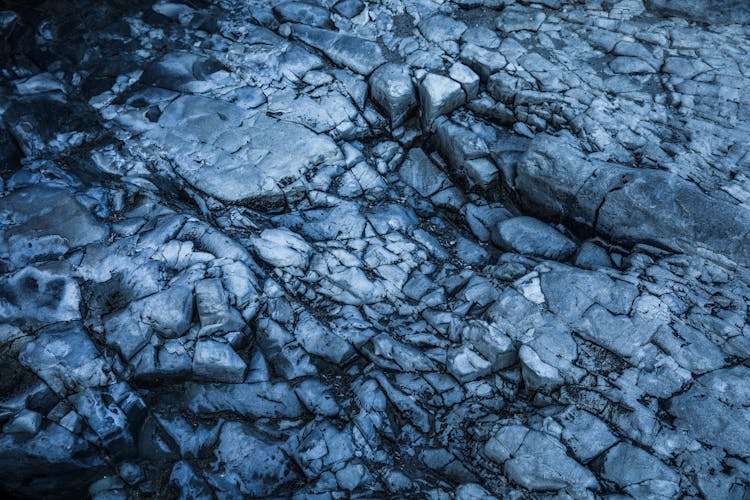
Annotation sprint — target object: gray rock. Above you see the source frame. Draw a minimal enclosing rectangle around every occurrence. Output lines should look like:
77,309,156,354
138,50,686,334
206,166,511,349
462,320,516,369
169,461,213,499
645,0,750,23
519,345,564,392
187,382,304,418
574,241,612,269
434,119,494,187
459,43,507,81
516,135,750,263
369,63,416,127
601,443,680,499
670,367,750,457
419,14,467,43
492,216,577,260
193,340,247,383
140,51,224,93
419,74,465,127
0,422,106,497
449,63,480,100
252,228,312,268
1,267,82,326
333,0,364,18
557,407,618,463
274,2,331,28
4,409,42,434
447,345,493,382
0,186,108,267
151,97,343,206
211,422,298,496
455,483,497,499
139,285,194,339
369,333,436,372
461,27,500,49
295,311,355,364
291,24,385,75
194,278,245,335
104,309,152,361
19,323,111,396
497,6,546,33
399,148,449,197
486,425,598,491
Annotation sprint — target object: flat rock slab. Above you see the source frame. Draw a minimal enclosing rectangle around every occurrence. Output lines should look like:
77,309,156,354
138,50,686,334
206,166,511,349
0,186,108,266
149,96,343,206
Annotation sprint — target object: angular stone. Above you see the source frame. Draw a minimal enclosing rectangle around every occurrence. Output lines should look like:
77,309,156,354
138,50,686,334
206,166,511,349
505,430,598,491
497,7,546,33
4,409,42,434
419,14,467,43
211,422,298,496
0,186,108,267
139,285,194,339
447,345,493,382
369,63,416,127
449,62,480,100
419,74,465,126
557,407,618,463
369,333,436,372
333,0,364,18
0,422,106,497
194,278,245,334
516,135,750,263
601,443,680,498
193,340,247,383
399,148,449,197
104,309,152,360
519,345,563,392
462,321,516,369
187,382,304,418
459,43,507,81
464,158,499,188
295,311,355,364
669,367,750,457
151,97,343,206
140,51,225,93
1,267,82,326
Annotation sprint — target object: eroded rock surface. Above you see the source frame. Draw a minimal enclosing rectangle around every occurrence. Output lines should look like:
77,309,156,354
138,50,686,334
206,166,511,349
0,0,749,498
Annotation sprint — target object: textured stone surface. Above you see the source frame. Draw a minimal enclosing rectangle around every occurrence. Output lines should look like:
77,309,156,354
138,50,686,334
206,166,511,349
0,0,748,497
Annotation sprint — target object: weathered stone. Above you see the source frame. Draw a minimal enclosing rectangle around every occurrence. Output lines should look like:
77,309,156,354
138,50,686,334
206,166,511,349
193,340,247,383
399,148,449,197
492,216,577,260
252,228,312,268
447,345,492,382
601,443,680,498
419,74,465,126
19,323,111,396
290,24,385,75
274,2,331,27
369,63,416,127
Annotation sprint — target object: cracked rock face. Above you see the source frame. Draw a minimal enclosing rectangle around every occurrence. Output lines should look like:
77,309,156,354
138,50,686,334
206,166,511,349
0,0,749,498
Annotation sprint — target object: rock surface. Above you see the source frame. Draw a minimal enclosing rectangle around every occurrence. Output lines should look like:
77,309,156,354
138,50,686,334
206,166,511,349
0,0,748,498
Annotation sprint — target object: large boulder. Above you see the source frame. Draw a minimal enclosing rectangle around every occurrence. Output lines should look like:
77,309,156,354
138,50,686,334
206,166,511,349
516,134,750,263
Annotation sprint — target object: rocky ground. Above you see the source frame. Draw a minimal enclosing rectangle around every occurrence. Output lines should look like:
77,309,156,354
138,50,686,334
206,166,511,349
0,0,749,498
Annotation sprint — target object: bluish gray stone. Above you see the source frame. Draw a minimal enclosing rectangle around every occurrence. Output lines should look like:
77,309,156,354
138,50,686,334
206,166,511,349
492,216,577,260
